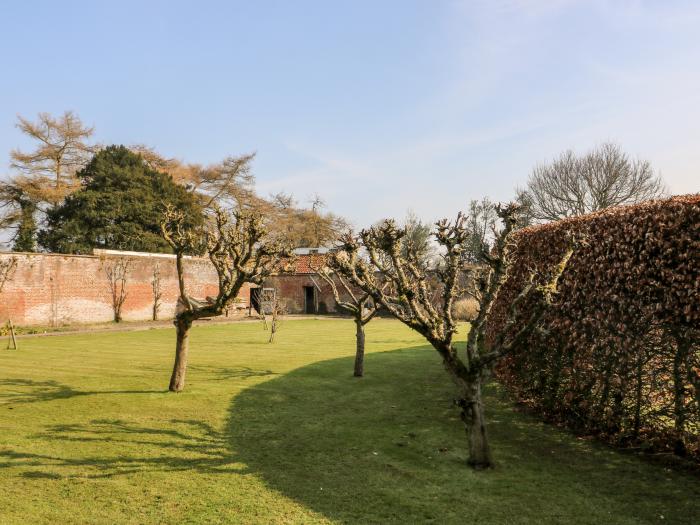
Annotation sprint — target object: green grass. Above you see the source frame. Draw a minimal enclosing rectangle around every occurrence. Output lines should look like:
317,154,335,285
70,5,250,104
0,319,697,524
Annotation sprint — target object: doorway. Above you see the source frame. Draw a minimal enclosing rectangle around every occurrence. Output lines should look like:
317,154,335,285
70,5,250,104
303,286,316,314
250,288,261,314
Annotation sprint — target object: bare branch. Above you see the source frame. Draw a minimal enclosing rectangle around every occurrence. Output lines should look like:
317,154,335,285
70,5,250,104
104,258,131,323
329,200,576,468
522,143,667,222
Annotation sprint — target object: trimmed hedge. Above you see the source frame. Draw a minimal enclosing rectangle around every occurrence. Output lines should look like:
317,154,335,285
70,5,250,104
486,194,700,460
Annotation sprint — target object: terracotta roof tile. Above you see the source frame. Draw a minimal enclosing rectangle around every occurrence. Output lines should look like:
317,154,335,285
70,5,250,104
285,253,328,274
273,253,329,275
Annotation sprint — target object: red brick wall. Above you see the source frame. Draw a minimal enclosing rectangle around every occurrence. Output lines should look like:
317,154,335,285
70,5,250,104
263,274,340,314
0,251,252,327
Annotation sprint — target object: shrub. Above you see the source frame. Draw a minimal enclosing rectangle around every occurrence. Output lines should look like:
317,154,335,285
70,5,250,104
452,298,480,321
486,194,700,461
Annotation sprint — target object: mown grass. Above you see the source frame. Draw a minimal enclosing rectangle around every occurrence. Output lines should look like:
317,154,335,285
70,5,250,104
0,319,697,524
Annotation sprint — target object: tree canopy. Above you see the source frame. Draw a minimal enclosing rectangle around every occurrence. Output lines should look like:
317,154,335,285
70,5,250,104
38,145,203,254
519,142,666,222
10,111,96,203
265,192,349,248
0,111,96,251
126,147,347,248
0,177,43,252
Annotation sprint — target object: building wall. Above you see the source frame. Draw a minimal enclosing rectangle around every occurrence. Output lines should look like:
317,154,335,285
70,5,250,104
263,274,340,314
0,251,252,326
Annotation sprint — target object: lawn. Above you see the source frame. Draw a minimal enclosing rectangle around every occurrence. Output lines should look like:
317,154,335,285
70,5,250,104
0,319,697,524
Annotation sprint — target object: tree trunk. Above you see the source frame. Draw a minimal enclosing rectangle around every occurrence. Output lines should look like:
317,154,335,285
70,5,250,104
169,315,192,392
460,378,494,468
672,332,690,456
354,318,365,377
633,354,644,437
13,200,37,252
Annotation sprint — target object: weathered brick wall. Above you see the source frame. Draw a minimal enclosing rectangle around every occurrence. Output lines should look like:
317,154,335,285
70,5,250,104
263,274,341,314
0,250,251,326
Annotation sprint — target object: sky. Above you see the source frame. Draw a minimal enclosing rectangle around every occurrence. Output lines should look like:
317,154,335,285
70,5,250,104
1,0,699,231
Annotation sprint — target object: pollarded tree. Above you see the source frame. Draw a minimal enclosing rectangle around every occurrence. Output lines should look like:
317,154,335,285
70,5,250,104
161,205,291,392
315,266,380,377
329,203,573,468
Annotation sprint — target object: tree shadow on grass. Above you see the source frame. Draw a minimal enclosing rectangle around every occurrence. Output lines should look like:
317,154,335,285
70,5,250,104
134,365,277,383
0,366,280,480
0,366,276,406
225,345,700,525
0,418,245,479
187,365,277,382
0,378,164,405
0,365,278,479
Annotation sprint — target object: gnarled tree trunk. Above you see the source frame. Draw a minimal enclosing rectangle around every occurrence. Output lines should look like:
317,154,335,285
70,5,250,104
354,318,365,377
160,203,290,394
169,315,193,392
460,377,494,468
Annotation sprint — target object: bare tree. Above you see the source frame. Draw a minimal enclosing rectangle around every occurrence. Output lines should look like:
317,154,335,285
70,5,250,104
513,190,536,228
257,289,270,331
463,197,499,264
0,256,18,310
151,262,163,321
1,112,95,249
316,267,380,377
0,256,17,295
309,194,327,246
130,145,256,211
11,111,96,204
104,259,131,323
132,147,350,249
161,205,290,392
329,203,573,468
521,143,666,221
402,210,434,268
0,256,18,349
270,192,295,210
265,192,349,248
256,287,277,330
266,292,285,343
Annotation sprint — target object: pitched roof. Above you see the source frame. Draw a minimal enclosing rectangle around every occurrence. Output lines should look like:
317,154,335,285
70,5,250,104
284,253,328,274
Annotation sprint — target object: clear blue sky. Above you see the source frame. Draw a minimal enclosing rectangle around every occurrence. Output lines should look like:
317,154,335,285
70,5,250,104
1,0,698,229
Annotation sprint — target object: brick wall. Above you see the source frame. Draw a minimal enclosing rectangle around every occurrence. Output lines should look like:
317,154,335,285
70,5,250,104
0,250,251,326
263,274,341,314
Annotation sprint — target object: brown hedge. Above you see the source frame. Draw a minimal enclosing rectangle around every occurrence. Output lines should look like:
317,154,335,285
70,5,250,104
486,194,700,460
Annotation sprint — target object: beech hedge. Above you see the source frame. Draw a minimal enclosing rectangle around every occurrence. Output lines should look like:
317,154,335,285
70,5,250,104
486,194,700,460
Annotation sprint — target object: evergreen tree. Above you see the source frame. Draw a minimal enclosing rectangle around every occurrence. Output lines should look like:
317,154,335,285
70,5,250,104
39,146,202,254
